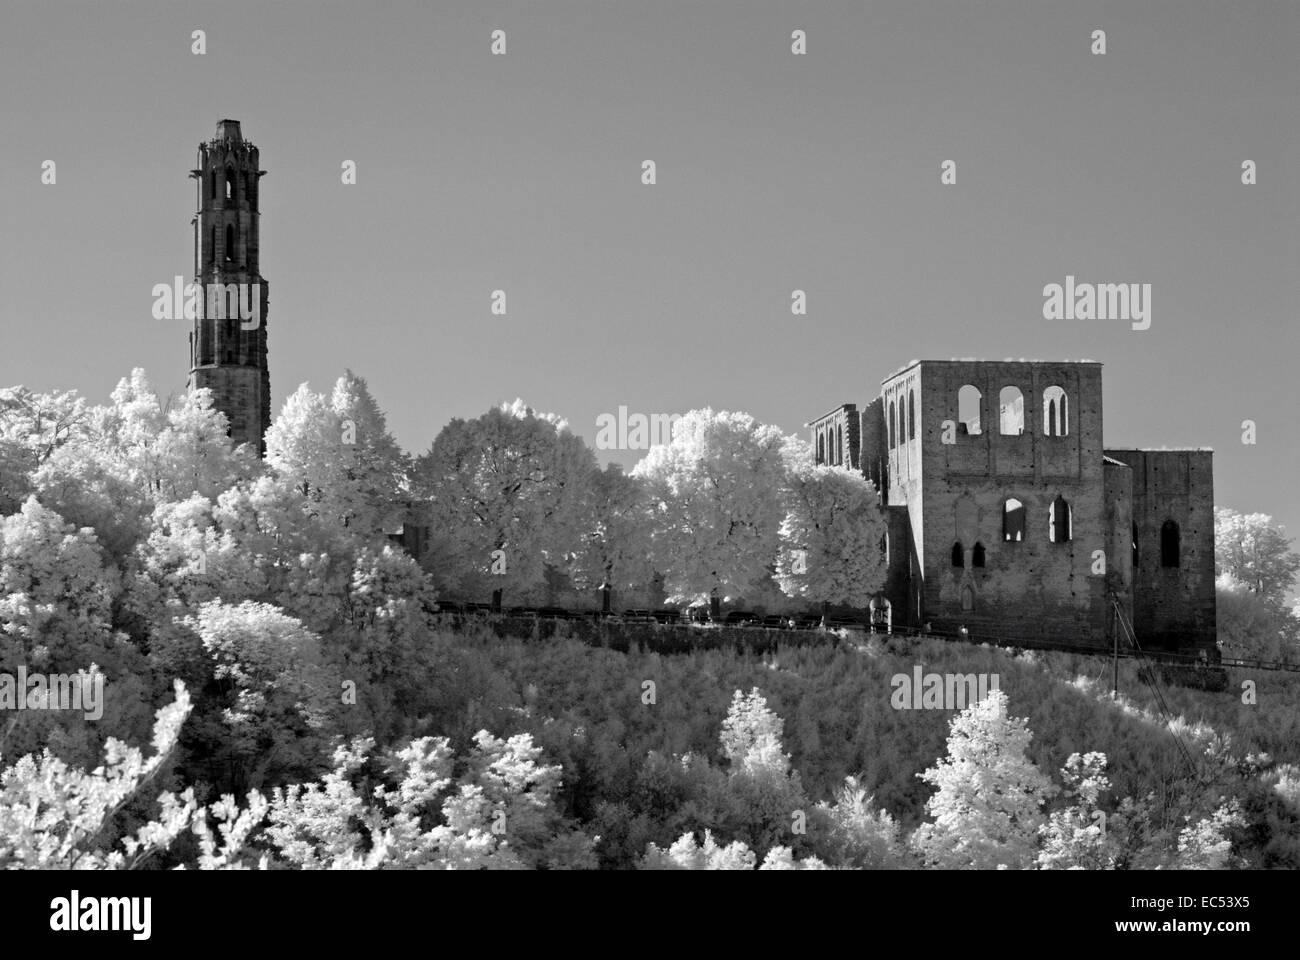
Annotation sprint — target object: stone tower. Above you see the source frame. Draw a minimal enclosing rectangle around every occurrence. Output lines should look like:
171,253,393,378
187,119,270,456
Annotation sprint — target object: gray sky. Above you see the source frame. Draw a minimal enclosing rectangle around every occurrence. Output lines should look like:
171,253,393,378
2,0,1297,567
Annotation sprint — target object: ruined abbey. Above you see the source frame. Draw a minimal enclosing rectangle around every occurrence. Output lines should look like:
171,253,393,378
809,360,1217,653
179,125,1215,655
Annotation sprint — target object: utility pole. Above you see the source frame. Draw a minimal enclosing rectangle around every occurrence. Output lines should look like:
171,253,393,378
1110,598,1119,700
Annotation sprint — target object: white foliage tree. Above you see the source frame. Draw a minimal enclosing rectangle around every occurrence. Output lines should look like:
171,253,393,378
1035,752,1121,870
0,385,88,513
639,831,826,870
0,497,117,659
1176,799,1246,870
414,400,597,606
1214,508,1300,605
633,409,797,609
264,729,592,869
0,681,197,869
775,462,887,621
911,689,1055,869
720,687,791,778
811,776,908,869
182,600,327,792
569,464,655,611
264,372,410,537
16,370,255,559
716,688,809,857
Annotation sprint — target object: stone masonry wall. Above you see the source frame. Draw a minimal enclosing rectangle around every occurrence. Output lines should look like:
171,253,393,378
916,360,1109,645
1105,449,1216,651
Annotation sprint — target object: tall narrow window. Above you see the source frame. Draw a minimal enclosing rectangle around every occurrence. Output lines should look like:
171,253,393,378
908,389,916,440
972,542,986,568
999,386,1025,435
816,435,825,465
837,425,843,465
210,170,217,200
1161,520,1181,568
1043,386,1069,436
1003,498,1025,542
888,401,896,449
226,168,235,201
958,385,982,435
209,226,215,264
880,531,889,565
225,224,235,261
960,585,975,611
1049,496,1072,542
1133,522,1140,569
952,541,964,567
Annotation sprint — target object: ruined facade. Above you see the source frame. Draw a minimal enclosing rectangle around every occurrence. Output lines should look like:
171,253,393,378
187,119,271,456
813,360,1216,653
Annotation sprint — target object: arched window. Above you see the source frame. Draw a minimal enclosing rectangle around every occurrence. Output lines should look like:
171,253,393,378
957,385,982,435
1003,498,1025,542
225,168,235,201
960,584,975,611
972,542,986,568
1161,520,1180,568
999,386,1025,435
888,401,896,449
952,541,964,567
225,224,235,261
837,425,843,465
210,170,217,200
908,388,916,440
1049,496,1072,542
816,434,825,465
1043,386,1069,436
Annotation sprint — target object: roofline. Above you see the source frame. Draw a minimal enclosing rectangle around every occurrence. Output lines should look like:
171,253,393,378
880,358,1104,386
1105,447,1215,453
804,403,857,428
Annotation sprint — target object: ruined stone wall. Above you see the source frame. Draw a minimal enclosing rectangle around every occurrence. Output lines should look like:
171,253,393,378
917,360,1109,645
808,404,859,470
878,506,914,627
860,398,885,494
881,366,925,620
1103,458,1135,631
805,360,1214,652
1105,449,1216,651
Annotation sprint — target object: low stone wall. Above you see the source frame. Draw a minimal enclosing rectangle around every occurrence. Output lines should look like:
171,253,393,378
440,614,845,655
1157,664,1229,693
